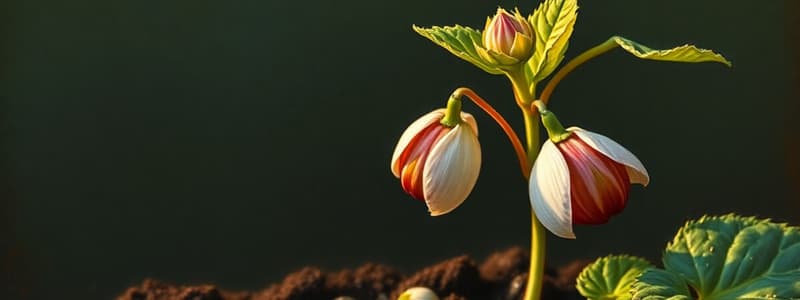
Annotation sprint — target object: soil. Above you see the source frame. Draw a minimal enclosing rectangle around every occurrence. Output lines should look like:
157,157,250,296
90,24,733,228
116,247,590,300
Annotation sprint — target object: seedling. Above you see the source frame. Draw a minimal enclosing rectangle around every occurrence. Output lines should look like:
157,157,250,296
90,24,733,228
383,0,785,300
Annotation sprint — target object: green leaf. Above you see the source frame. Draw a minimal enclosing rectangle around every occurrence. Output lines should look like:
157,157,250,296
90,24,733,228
412,25,503,75
526,0,578,82
631,269,693,300
632,214,800,300
577,255,654,300
609,36,731,67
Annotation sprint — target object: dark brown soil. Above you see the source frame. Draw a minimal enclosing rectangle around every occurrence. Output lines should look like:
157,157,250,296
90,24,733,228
116,247,589,300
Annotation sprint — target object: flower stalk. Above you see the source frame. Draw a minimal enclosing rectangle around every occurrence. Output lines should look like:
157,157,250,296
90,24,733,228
505,72,547,300
532,100,572,143
440,96,463,128
451,87,529,178
539,39,620,105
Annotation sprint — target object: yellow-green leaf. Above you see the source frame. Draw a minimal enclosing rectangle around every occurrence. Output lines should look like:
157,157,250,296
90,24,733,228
413,25,503,75
527,0,578,82
577,255,654,300
610,36,731,66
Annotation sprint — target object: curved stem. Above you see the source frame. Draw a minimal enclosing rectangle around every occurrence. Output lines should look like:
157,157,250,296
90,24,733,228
539,38,619,104
440,96,463,127
531,100,572,143
453,87,528,178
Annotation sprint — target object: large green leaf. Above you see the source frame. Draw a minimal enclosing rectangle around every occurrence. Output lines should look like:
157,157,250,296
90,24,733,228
577,255,654,300
609,36,731,66
412,25,503,75
526,0,578,82
632,214,800,300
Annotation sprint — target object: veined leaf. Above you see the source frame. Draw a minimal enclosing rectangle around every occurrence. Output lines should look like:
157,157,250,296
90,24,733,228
577,255,654,300
413,25,503,75
609,36,731,66
632,214,800,300
527,0,578,82
632,269,693,300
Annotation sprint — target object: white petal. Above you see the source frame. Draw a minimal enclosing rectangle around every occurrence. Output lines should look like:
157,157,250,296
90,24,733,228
390,109,446,177
460,112,478,136
570,127,650,186
422,123,481,216
529,141,575,239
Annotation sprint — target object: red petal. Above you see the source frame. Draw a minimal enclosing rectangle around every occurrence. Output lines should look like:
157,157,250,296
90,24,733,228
397,124,447,201
557,136,630,224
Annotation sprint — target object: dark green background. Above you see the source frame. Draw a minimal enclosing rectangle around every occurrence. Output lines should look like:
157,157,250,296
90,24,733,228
2,0,798,299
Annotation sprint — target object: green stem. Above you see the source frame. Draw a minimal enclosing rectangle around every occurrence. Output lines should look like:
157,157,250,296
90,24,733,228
522,109,540,165
532,100,572,143
539,38,619,104
440,95,462,127
522,108,547,300
507,70,546,300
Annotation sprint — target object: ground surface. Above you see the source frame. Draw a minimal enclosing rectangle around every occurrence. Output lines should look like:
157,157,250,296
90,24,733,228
116,247,589,300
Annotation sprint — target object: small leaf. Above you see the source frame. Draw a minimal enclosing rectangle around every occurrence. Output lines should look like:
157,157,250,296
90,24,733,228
526,0,578,82
413,25,503,75
577,255,654,300
631,269,693,300
632,214,800,300
609,36,731,67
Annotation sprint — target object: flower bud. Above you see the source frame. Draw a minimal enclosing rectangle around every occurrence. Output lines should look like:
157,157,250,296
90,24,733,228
397,287,440,300
391,109,481,216
477,8,534,65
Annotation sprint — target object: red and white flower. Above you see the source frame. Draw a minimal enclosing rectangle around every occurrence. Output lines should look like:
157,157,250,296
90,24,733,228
529,127,649,238
391,109,481,216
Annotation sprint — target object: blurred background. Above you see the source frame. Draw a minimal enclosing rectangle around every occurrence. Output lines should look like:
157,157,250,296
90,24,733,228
1,0,798,298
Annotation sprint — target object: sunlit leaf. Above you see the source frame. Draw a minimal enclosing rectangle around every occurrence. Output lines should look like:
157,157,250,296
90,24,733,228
413,25,503,74
609,36,731,66
526,0,578,82
577,255,654,300
631,269,693,300
632,214,800,300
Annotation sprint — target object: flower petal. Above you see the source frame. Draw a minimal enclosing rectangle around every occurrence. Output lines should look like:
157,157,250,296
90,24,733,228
391,109,445,177
529,141,575,239
422,123,481,216
570,127,650,186
459,111,478,136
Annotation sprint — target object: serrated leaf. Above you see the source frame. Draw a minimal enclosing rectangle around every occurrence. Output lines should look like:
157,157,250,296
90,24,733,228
577,255,654,300
633,214,800,300
631,269,693,300
413,25,503,75
526,0,578,82
609,36,731,66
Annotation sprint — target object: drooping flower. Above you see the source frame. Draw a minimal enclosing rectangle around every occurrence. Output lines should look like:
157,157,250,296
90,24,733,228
476,8,534,65
529,127,649,239
391,108,481,216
